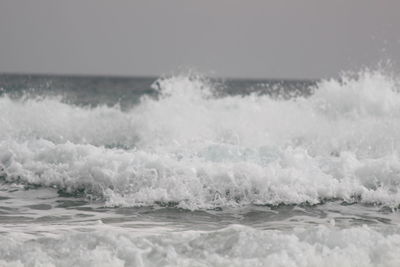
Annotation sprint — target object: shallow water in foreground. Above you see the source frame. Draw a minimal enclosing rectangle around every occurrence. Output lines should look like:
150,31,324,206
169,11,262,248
1,72,400,266
1,185,400,267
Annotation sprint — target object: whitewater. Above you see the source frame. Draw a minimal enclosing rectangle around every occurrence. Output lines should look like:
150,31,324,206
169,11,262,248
1,71,400,266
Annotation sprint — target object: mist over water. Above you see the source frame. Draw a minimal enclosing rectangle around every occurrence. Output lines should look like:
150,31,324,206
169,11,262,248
1,71,400,266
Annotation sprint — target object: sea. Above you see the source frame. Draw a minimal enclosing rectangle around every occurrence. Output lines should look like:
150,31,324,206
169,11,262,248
0,71,400,266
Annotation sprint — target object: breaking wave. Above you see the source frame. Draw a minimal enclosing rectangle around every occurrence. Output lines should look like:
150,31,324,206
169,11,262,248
2,71,400,209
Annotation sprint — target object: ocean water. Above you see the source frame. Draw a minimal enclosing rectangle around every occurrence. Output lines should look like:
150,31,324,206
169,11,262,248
1,71,400,266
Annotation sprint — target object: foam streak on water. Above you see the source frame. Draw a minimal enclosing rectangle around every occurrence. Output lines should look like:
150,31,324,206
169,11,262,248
1,224,400,267
1,71,400,266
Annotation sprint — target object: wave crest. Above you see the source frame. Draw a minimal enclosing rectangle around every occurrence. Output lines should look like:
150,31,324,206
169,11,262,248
2,70,400,209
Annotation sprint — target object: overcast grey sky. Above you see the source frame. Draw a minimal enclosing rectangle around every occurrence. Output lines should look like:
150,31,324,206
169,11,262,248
0,0,399,79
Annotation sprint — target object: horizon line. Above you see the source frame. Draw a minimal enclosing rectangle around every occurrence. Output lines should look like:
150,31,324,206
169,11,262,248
0,71,320,82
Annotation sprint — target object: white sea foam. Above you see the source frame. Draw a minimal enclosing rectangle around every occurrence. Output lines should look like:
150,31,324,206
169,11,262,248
0,224,399,267
1,71,400,209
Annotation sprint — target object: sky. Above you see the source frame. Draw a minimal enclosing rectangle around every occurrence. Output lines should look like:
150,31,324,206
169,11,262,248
0,0,399,79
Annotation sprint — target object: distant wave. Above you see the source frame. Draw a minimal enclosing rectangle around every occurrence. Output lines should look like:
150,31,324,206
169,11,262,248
1,71,400,209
